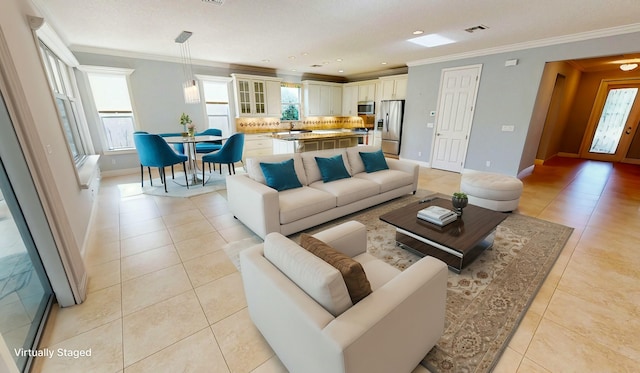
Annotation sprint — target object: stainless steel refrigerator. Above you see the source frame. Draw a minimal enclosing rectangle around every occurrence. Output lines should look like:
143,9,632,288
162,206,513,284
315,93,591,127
378,100,404,155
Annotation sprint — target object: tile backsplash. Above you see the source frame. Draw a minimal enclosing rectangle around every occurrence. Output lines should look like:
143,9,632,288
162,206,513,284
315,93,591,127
236,116,364,133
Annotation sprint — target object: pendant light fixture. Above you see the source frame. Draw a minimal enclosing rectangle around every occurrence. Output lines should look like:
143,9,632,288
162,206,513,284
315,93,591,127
175,31,200,104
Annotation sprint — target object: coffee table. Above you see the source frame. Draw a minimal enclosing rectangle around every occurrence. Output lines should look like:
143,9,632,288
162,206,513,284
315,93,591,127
379,196,507,273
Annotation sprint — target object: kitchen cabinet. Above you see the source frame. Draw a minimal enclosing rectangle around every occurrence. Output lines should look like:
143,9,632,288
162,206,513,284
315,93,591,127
342,84,358,116
232,74,282,117
243,133,273,159
379,75,408,100
303,81,343,116
357,81,377,102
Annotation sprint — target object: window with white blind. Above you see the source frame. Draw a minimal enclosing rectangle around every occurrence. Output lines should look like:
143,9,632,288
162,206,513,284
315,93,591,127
85,68,137,151
39,42,88,165
202,80,231,133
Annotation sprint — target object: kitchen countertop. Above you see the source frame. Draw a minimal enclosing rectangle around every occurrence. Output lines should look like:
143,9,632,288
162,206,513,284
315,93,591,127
270,130,367,141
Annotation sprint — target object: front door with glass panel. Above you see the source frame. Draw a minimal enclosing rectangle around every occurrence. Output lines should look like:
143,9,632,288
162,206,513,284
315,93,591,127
581,81,640,162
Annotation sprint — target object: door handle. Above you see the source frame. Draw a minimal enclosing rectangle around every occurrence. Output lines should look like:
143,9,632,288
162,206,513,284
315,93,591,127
385,113,389,132
436,133,440,136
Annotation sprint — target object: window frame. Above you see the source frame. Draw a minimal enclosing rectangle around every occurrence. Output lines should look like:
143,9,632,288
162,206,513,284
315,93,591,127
38,42,90,166
280,83,302,122
80,66,138,153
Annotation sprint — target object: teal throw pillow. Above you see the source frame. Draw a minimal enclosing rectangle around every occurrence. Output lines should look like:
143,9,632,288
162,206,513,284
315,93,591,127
259,159,303,191
359,150,389,173
315,154,351,183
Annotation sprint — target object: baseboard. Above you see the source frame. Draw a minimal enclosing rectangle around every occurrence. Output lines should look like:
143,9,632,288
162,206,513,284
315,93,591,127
398,156,430,168
100,167,138,178
517,165,535,179
621,158,640,165
557,152,580,158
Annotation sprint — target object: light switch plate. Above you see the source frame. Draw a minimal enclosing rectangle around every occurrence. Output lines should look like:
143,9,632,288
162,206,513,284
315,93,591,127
501,125,515,132
427,122,434,128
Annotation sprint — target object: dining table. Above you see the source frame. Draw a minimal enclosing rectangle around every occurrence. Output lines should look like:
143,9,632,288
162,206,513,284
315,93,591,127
163,135,226,185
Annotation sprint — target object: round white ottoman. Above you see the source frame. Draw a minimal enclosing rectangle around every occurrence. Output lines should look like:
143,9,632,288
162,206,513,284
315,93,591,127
460,171,523,212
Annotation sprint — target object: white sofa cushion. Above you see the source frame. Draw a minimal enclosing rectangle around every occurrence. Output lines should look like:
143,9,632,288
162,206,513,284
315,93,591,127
246,153,308,186
301,149,350,184
263,232,352,317
354,169,414,193
345,145,380,175
279,186,336,224
309,178,379,207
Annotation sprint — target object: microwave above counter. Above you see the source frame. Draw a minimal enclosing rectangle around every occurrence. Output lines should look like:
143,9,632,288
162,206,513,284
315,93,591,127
357,101,375,115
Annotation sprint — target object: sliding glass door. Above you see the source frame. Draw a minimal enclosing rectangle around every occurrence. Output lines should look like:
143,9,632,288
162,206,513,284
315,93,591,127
0,96,54,371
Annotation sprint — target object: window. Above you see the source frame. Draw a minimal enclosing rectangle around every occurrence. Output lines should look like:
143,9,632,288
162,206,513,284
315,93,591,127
85,69,136,151
39,42,88,165
281,83,301,121
202,80,231,134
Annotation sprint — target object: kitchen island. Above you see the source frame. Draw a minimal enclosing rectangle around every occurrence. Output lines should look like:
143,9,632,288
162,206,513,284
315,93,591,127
271,130,365,154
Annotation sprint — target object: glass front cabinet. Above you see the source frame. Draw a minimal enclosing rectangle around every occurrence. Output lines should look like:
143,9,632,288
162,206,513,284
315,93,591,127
231,74,281,118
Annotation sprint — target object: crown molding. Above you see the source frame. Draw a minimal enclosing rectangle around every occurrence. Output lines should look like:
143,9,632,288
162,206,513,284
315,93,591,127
70,45,233,69
408,23,640,67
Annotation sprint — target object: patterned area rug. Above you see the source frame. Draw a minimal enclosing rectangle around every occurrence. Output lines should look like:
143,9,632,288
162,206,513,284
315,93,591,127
118,168,244,198
224,191,573,373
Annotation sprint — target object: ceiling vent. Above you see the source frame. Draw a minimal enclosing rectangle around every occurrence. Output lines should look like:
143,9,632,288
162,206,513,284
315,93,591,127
465,25,489,33
310,64,323,68
202,0,224,5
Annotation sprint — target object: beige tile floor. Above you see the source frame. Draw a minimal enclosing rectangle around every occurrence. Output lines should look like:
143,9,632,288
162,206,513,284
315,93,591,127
32,158,640,372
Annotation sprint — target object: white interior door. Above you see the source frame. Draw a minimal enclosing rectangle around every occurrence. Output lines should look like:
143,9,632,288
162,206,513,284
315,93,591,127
431,65,482,172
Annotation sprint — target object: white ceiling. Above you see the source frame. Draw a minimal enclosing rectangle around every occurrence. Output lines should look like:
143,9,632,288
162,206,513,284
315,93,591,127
32,0,640,79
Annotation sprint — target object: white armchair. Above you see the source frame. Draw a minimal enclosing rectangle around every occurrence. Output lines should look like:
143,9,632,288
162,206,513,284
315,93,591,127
240,221,447,373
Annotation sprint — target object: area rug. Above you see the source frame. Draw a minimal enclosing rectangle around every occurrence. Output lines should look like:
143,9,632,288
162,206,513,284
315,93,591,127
118,168,244,198
223,191,573,373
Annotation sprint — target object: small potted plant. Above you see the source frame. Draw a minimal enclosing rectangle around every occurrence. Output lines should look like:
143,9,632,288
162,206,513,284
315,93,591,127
179,113,192,137
452,192,468,216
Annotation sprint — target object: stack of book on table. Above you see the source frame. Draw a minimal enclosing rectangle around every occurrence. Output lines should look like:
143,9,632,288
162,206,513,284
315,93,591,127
417,206,458,226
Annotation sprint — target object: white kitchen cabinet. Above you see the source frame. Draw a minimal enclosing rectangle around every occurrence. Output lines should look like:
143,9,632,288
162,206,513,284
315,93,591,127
379,75,408,100
303,81,343,116
265,80,282,117
357,81,377,102
244,134,273,158
342,84,358,116
232,74,282,117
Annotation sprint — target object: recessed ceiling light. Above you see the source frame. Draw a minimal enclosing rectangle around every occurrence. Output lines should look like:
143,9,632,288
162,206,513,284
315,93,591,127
291,69,297,72
336,58,343,62
413,30,424,35
408,33,455,47
301,52,309,56
338,70,344,73
381,62,388,65
288,56,296,60
261,59,270,63
620,63,638,71
322,61,330,65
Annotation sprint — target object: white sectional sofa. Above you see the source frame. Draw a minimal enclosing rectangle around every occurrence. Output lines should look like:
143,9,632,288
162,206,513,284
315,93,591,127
240,221,448,373
227,145,419,239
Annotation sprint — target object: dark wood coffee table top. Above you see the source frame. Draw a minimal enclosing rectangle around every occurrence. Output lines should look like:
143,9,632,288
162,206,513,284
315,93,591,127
379,197,507,255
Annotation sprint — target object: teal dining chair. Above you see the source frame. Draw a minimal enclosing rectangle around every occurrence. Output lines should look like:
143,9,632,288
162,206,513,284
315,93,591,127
133,133,189,192
201,133,245,184
195,128,223,154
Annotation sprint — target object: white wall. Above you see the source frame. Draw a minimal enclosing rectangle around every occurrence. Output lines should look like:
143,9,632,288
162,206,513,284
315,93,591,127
0,0,88,304
403,31,640,176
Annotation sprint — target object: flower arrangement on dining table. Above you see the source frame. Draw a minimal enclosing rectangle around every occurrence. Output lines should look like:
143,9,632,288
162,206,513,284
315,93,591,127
180,113,196,137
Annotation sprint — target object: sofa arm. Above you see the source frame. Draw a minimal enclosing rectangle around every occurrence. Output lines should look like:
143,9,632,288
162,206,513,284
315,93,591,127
387,158,419,192
227,174,280,239
311,221,367,258
323,256,448,373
